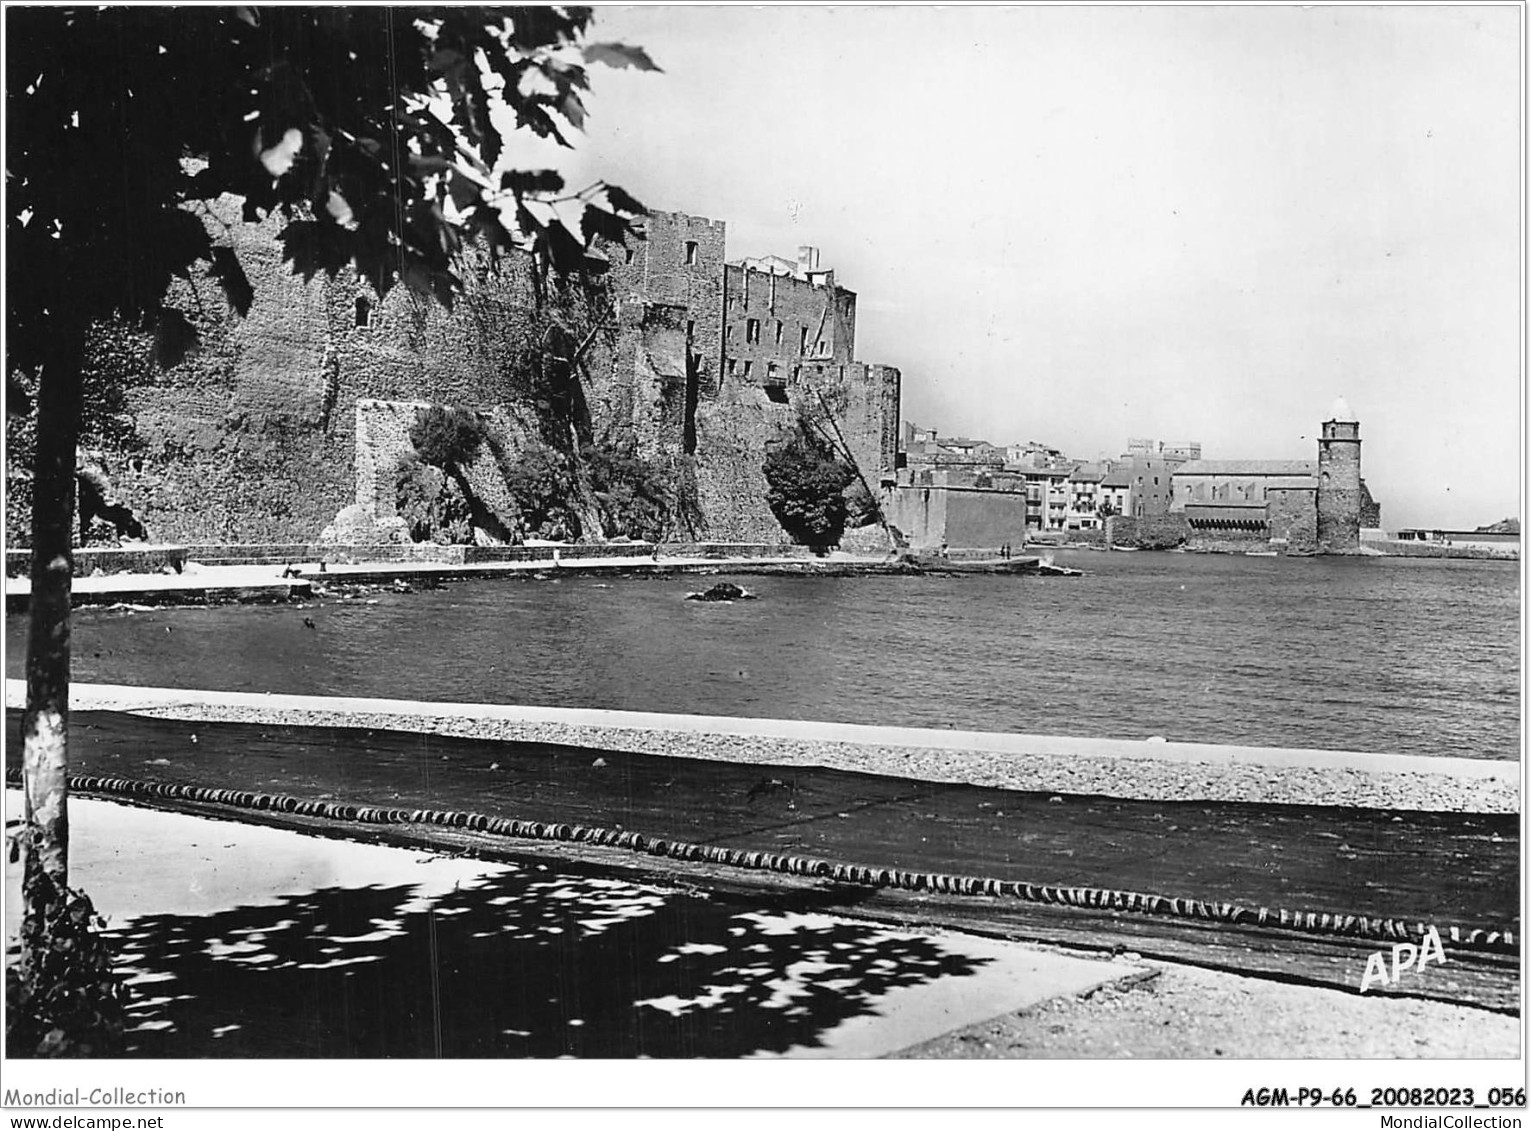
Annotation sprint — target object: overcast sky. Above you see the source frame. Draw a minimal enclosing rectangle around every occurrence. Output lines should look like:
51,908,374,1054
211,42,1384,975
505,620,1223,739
551,5,1521,530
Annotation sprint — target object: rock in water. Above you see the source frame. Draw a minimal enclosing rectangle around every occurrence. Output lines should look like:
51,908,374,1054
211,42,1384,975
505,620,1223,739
685,581,755,602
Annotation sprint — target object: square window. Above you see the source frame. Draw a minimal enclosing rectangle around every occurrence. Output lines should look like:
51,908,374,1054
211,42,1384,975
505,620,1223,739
743,360,754,378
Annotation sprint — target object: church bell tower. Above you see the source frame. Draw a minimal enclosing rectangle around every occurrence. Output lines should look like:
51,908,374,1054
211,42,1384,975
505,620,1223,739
1317,397,1362,554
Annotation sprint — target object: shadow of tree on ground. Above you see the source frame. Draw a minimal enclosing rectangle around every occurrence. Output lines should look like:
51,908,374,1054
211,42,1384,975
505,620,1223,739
104,866,991,1057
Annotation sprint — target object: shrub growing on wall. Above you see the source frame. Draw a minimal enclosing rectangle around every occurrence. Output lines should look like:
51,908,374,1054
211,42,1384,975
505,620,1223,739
410,406,487,469
763,431,856,548
499,440,581,541
395,456,474,544
584,437,675,542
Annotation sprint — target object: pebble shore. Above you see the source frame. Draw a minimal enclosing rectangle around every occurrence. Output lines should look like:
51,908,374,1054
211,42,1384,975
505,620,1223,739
111,700,1517,815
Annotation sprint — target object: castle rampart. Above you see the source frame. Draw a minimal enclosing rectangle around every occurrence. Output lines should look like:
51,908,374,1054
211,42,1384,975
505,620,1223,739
8,200,903,552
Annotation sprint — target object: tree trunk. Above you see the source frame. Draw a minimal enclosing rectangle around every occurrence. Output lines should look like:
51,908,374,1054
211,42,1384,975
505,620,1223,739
20,334,83,954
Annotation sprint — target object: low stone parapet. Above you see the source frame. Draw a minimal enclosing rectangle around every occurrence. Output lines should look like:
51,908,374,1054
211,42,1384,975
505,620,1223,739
5,545,190,579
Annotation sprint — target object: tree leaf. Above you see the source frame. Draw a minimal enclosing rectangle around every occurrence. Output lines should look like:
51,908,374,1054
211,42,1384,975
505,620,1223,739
447,170,480,213
501,168,565,196
542,220,588,274
582,42,662,72
603,184,648,217
559,88,587,130
276,219,352,281
579,204,629,247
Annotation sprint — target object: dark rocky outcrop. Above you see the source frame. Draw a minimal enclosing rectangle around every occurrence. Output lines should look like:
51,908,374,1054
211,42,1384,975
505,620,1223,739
685,582,754,602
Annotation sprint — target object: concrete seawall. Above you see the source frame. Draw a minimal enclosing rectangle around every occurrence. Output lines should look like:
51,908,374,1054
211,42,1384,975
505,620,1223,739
8,681,1516,814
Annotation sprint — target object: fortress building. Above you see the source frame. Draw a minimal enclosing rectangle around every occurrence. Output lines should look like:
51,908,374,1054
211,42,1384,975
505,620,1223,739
8,205,903,550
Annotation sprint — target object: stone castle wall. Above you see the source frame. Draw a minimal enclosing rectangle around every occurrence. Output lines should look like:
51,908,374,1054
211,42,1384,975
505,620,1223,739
8,200,901,550
1104,514,1190,550
722,263,857,383
1266,486,1318,551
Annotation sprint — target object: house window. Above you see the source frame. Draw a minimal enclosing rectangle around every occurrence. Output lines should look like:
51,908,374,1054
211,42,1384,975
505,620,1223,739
355,297,371,328
800,327,809,354
726,324,734,344
727,358,737,377
743,360,754,378
685,240,698,265
775,321,783,347
747,319,760,344
792,366,800,382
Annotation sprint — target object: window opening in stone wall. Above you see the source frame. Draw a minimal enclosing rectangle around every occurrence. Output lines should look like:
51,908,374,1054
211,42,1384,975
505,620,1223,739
686,320,695,341
355,296,370,328
774,321,783,346
685,240,698,265
800,326,808,354
727,358,737,377
747,319,760,344
743,360,753,378
726,324,734,344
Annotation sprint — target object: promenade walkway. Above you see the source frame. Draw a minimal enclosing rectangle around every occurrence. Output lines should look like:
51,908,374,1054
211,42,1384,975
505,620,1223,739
6,684,1518,1012
1,551,887,609
4,789,1151,1059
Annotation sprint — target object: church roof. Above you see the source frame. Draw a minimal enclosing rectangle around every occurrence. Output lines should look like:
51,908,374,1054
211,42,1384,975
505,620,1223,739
1173,459,1316,477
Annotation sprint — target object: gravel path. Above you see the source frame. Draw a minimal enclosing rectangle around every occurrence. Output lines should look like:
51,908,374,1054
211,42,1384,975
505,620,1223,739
897,955,1521,1059
96,700,1517,814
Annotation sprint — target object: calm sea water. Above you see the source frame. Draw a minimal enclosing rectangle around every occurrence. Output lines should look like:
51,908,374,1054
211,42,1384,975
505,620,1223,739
5,551,1520,759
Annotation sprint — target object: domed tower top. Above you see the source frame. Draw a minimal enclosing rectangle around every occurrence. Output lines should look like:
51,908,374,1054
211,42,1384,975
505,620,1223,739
1328,395,1356,423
